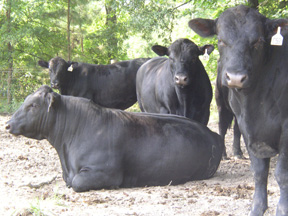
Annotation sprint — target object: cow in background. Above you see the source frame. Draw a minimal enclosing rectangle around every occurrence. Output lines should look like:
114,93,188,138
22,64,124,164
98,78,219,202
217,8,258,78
189,5,288,216
136,38,214,125
38,57,150,110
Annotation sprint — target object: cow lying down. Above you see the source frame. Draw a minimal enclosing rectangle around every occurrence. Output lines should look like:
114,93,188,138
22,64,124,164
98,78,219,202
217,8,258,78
6,85,223,192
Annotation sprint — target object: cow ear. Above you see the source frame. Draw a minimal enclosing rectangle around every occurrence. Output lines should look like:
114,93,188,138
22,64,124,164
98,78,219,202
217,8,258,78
47,92,60,112
198,44,215,56
38,60,49,68
265,18,288,39
152,45,169,56
188,18,217,37
67,61,78,72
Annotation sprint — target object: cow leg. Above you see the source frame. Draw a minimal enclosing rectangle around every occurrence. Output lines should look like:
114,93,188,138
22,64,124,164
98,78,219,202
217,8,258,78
217,103,233,160
159,107,170,114
137,98,145,112
275,133,288,216
232,120,244,159
275,155,288,215
249,153,270,216
71,168,123,192
200,107,210,126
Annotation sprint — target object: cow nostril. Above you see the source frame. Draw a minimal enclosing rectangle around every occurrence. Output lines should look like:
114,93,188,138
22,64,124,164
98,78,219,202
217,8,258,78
183,77,188,82
240,75,247,83
5,124,10,130
226,72,231,81
51,82,59,89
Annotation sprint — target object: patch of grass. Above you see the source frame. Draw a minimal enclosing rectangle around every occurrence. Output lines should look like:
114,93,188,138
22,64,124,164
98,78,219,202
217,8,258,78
28,199,46,216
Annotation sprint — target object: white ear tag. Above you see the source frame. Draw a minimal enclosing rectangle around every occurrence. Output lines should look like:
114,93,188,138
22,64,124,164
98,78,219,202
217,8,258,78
67,65,73,72
202,49,209,61
271,27,283,46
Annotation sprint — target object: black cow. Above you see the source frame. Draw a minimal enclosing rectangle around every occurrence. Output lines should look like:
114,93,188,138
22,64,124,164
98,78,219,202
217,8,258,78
6,85,223,192
189,5,288,216
215,78,243,159
38,57,150,110
136,38,214,125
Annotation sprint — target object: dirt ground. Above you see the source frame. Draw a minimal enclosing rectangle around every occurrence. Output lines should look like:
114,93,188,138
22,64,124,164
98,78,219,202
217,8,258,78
0,115,280,216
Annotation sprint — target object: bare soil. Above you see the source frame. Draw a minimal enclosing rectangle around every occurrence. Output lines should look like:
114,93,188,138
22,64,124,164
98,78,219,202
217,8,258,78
0,115,279,216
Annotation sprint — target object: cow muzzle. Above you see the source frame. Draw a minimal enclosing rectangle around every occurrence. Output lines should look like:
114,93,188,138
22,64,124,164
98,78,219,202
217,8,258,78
175,74,189,87
5,122,17,135
225,72,248,89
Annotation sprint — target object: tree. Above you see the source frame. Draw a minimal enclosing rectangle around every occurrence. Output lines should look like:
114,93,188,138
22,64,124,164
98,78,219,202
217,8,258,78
67,0,71,61
248,0,259,9
105,0,118,62
5,0,13,107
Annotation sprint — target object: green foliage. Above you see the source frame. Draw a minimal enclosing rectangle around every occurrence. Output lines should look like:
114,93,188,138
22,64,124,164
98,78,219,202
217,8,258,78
126,103,141,113
0,69,50,114
259,0,288,19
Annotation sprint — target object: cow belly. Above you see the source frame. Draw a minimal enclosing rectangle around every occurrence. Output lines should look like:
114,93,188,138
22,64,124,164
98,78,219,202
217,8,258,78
120,134,221,187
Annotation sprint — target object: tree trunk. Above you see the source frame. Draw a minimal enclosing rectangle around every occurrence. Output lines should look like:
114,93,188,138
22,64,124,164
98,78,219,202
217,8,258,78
6,0,13,108
105,0,118,63
248,0,259,9
67,0,71,61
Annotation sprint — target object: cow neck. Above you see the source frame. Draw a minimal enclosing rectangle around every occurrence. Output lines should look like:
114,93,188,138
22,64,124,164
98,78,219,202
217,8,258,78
174,86,188,116
61,69,79,95
46,96,104,149
174,62,204,117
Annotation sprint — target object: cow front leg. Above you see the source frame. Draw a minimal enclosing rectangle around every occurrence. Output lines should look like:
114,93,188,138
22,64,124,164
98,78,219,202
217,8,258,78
232,120,244,159
217,103,233,159
249,154,270,216
71,168,123,192
275,143,288,215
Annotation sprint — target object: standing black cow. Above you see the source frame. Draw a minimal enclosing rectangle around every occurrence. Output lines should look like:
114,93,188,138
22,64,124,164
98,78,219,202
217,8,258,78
136,38,214,125
215,78,243,159
38,57,150,110
6,85,223,192
189,5,288,216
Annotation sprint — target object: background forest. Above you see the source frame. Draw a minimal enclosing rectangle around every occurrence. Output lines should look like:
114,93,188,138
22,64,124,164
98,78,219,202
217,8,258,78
0,0,287,113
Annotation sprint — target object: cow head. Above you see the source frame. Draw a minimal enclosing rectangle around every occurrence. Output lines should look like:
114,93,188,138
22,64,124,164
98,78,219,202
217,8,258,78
189,5,288,90
38,57,78,89
152,38,214,88
6,85,60,140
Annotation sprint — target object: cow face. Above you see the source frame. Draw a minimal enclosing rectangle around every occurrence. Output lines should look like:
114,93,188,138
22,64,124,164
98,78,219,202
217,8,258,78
152,38,214,88
38,57,78,89
6,85,59,140
189,5,288,90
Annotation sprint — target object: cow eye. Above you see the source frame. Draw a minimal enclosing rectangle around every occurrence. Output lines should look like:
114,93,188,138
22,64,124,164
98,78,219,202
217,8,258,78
252,37,265,49
29,103,39,109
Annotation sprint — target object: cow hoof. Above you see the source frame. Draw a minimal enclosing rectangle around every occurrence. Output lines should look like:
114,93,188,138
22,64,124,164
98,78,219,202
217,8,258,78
249,142,278,158
233,154,246,160
222,155,230,160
